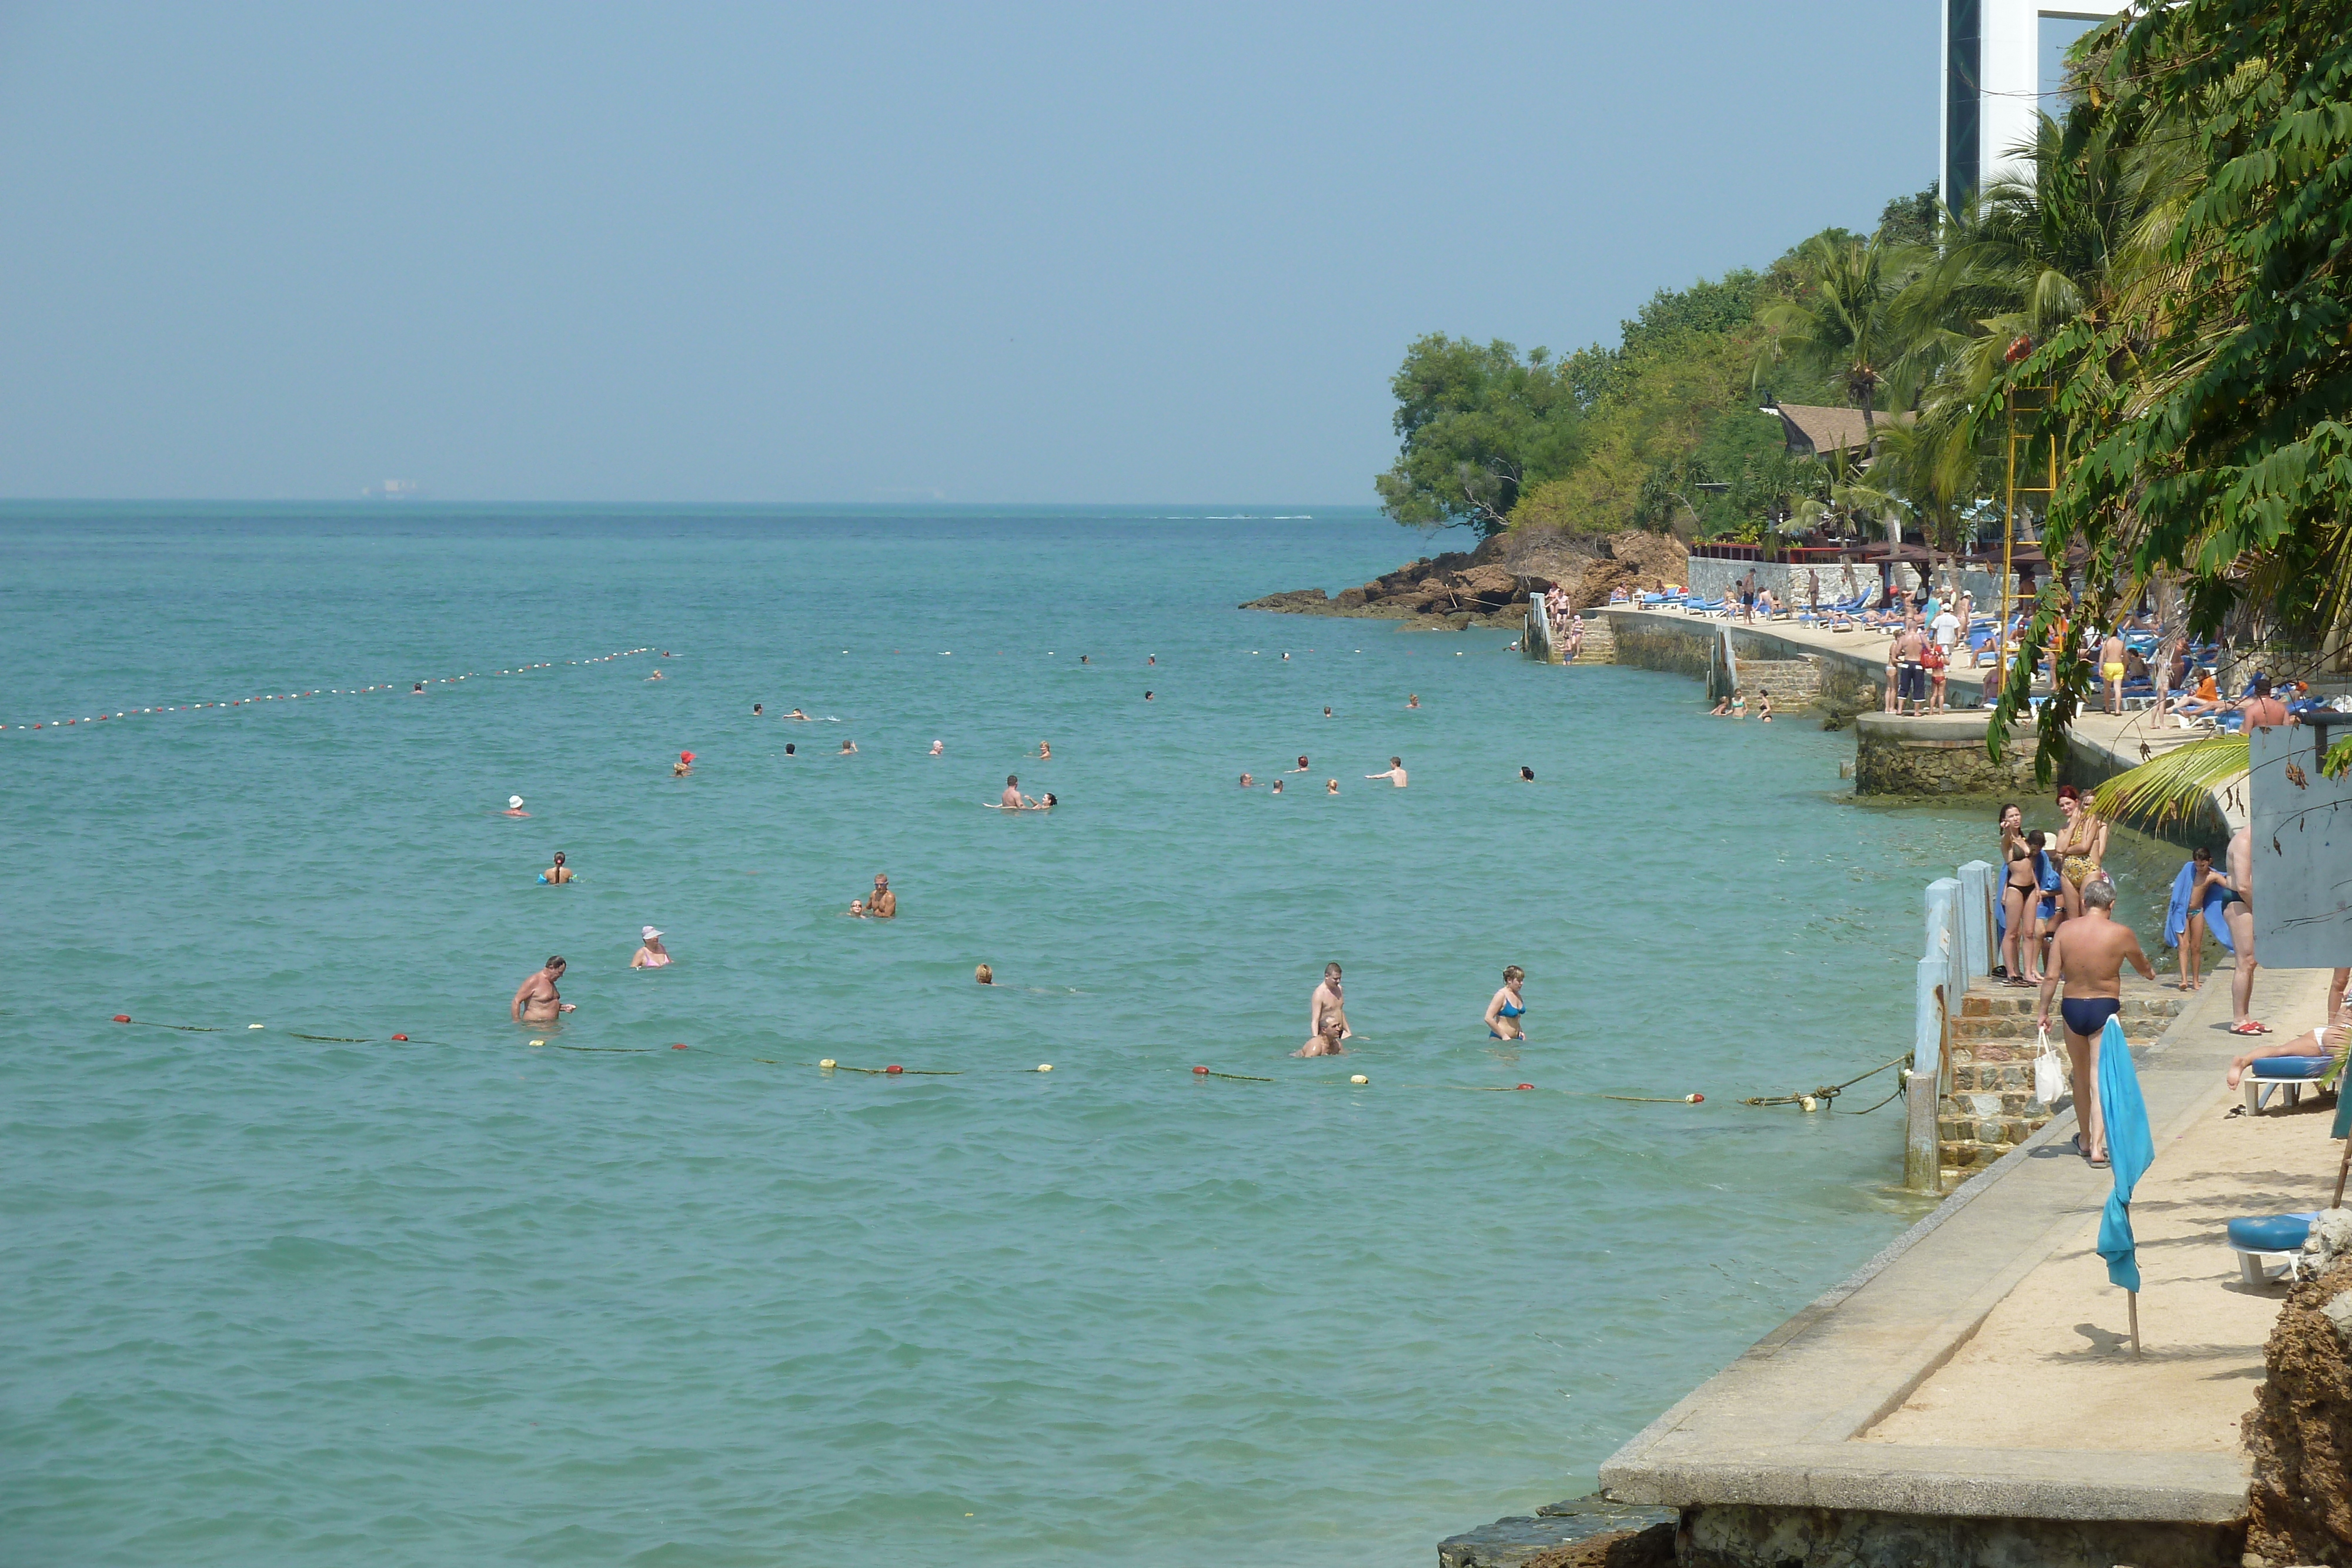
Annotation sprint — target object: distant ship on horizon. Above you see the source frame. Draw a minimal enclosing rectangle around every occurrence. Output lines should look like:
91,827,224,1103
362,479,425,500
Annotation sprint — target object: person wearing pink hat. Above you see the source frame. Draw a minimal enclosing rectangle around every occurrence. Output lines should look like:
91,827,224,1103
631,927,671,969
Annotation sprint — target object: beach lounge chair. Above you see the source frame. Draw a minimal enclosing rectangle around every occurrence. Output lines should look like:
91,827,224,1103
2225,1212,2318,1285
2241,1054,2336,1114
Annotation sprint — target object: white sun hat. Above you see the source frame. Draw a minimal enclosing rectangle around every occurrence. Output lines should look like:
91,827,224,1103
509,795,524,809
642,925,663,941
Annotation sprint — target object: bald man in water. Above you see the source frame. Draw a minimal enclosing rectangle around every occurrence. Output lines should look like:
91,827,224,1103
511,957,576,1024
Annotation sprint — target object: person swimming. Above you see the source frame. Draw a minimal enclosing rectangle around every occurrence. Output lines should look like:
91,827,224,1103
503,795,529,817
1001,774,1027,809
1270,778,1284,794
1406,694,1418,708
412,682,425,694
844,899,866,918
1033,793,1057,809
1144,690,1154,701
975,964,995,985
839,739,857,754
1323,707,1332,718
784,743,796,755
540,851,572,884
631,926,671,969
1484,965,1526,1039
752,703,763,716
1239,773,1254,788
1031,741,1052,760
646,670,665,681
1294,1015,1347,1057
1365,757,1406,787
929,740,944,755
1310,964,1350,1044
511,956,575,1023
674,751,695,776
1289,755,1309,773
787,708,810,721
1518,766,1534,781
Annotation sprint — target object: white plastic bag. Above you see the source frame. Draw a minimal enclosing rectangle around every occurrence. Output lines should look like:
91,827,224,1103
2033,1026,2066,1106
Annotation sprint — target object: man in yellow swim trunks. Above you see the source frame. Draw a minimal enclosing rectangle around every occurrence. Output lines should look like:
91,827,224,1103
2100,628,2127,715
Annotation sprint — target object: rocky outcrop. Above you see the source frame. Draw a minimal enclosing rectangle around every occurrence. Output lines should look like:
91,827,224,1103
1240,529,1689,630
2243,1243,2352,1568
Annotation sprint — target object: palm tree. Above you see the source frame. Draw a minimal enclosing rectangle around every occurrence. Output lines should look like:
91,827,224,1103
1757,233,1923,439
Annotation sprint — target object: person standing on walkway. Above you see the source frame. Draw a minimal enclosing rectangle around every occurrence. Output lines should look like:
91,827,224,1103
2221,825,2264,1034
2035,878,2154,1167
2100,627,2128,715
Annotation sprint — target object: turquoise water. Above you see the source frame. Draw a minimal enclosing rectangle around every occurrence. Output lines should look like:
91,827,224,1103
6,506,2024,1566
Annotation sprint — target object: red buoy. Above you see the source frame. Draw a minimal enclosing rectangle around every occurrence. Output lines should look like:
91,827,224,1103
1192,1065,1210,1075
670,1043,688,1050
391,1034,409,1041
886,1064,903,1074
112,1014,131,1023
1690,1093,1705,1103
1516,1083,1534,1091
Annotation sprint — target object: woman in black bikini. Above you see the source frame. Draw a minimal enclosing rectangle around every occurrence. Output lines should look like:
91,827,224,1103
1997,803,2036,982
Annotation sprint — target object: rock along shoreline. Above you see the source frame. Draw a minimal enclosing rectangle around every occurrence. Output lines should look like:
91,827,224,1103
1238,527,1690,631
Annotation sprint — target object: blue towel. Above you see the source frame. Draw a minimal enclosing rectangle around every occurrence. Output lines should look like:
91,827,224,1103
2161,862,2237,954
2096,1015,2156,1293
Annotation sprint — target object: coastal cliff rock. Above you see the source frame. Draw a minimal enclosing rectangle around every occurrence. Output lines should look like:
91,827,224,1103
1240,529,1688,629
2241,1242,2352,1567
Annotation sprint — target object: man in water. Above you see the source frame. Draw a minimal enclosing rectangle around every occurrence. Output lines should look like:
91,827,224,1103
412,681,425,694
1001,774,1027,809
511,956,576,1024
503,795,529,817
1325,778,1339,794
1323,707,1333,718
1519,766,1535,781
787,708,810,721
752,703,763,716
868,875,896,919
1270,778,1284,794
542,851,573,884
1311,963,1350,1043
1295,1015,1347,1057
1288,755,1309,773
2222,825,2263,1033
673,752,693,776
839,739,857,754
1144,690,1154,701
1365,757,1407,787
2035,877,2154,1165
1238,773,1254,788
930,740,944,755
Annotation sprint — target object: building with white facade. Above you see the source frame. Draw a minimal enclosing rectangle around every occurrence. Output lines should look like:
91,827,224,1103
1941,0,2123,207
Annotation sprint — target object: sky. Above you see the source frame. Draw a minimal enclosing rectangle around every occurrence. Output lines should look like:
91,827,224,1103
0,2,1937,504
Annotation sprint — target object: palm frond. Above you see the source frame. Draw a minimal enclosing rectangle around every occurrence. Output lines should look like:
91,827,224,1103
2085,735,2246,829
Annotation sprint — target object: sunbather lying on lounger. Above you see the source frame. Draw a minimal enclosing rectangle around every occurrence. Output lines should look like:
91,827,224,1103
2225,1000,2349,1089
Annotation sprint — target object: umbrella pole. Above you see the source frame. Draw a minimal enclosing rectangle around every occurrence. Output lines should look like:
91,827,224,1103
2127,1290,2141,1356
2333,1135,2351,1210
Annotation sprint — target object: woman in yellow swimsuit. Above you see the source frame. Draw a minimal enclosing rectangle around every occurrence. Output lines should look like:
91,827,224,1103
2052,784,2108,920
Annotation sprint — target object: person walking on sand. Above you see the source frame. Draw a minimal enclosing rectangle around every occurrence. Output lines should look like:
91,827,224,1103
1484,965,1528,1040
868,874,896,919
1366,757,1407,787
631,927,671,969
1311,964,1350,1044
2036,877,2154,1166
511,957,576,1024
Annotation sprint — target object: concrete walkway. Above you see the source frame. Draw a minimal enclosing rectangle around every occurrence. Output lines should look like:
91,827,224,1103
1599,959,2337,1526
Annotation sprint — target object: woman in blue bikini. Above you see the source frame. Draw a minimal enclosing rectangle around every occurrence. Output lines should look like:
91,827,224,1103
1484,966,1527,1040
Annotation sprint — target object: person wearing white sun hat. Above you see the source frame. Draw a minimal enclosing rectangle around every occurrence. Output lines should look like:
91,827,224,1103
630,927,671,969
503,795,529,817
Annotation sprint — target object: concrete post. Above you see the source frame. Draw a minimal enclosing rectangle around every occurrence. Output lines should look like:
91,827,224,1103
1956,860,1996,979
1925,877,1962,1005
1906,955,1946,1192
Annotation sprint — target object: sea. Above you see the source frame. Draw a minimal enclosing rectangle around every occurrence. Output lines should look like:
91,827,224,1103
0,504,2184,1567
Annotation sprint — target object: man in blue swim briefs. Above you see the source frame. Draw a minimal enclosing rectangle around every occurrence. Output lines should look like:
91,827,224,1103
2036,877,2154,1167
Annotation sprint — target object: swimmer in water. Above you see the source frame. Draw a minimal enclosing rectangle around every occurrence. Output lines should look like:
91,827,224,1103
1001,774,1027,809
1147,654,1156,666
839,739,857,754
1030,741,1052,760
845,898,866,918
1282,652,1290,661
787,708,810,721
647,670,665,681
1033,793,1057,810
868,874,896,918
1295,1015,1347,1057
1310,964,1351,1043
1484,965,1527,1039
1406,694,1419,708
1326,778,1339,794
1323,707,1332,718
1271,778,1284,794
752,703,763,716
1365,757,1406,787
1239,773,1254,788
784,743,796,755
1080,655,1089,664
512,956,576,1023
929,740,944,755
1144,690,1154,701
673,752,693,775
975,964,995,985
631,926,671,969
412,682,425,694
541,851,573,884
1519,766,1535,781
503,795,529,817
1289,755,1309,773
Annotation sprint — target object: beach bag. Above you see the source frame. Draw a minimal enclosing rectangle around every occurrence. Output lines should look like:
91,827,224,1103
2033,1026,2066,1105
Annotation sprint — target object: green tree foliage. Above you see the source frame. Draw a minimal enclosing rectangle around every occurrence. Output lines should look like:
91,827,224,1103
1373,336,1582,536
1976,0,2352,778
1877,186,1941,249
1756,233,1924,434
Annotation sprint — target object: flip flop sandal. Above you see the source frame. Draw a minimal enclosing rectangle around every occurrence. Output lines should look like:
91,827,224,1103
2088,1155,2110,1168
2229,1021,2267,1036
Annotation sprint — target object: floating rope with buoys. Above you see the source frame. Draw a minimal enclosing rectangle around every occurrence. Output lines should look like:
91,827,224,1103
1739,1053,1911,1114
4,646,653,732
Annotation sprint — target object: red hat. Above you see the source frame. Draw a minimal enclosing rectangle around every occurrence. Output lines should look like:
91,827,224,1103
680,751,694,763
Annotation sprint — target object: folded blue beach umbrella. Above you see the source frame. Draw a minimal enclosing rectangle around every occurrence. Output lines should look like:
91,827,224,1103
2095,1015,2157,1293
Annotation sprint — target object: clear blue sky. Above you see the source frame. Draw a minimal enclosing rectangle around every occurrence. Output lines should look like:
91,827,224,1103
0,2,1936,503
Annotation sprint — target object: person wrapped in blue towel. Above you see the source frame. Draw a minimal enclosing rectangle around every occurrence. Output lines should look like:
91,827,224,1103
2161,845,2236,992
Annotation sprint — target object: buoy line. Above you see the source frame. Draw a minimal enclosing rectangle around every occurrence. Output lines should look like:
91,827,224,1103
102,1017,1722,1102
4,646,653,731
1739,1053,1911,1114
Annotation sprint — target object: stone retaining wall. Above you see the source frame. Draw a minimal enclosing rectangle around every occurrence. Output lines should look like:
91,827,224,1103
1853,712,2038,795
1939,987,2182,1186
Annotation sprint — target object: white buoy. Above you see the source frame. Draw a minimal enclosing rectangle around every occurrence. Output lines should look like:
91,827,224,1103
1350,1074,1368,1085
1037,1064,1053,1073
248,1023,265,1030
819,1058,838,1069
